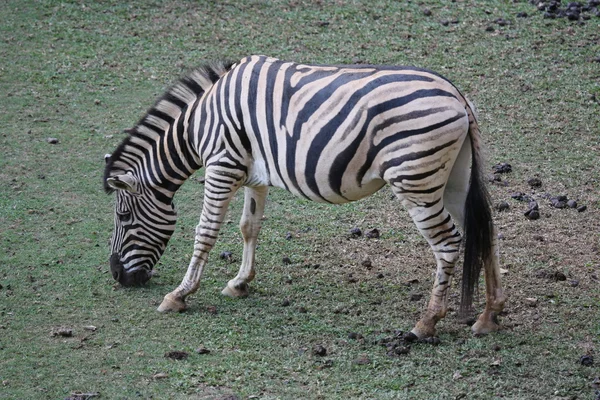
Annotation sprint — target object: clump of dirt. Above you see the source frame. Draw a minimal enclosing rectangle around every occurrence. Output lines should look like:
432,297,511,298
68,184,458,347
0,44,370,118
51,327,73,337
532,0,600,21
313,344,327,356
165,350,189,360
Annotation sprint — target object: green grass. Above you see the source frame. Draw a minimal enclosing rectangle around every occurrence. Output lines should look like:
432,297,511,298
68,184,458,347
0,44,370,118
1,1,599,399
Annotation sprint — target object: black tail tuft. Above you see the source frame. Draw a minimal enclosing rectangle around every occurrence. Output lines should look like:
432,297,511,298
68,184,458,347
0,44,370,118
460,120,493,318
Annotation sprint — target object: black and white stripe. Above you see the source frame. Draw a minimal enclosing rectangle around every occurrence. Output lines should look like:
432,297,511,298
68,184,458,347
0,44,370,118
104,56,505,338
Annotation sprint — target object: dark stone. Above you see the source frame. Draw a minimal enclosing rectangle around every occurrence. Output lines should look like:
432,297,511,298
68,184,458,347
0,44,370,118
165,351,189,360
485,26,495,32
495,201,510,212
313,345,327,356
440,20,450,26
527,177,542,188
377,273,384,279
551,198,567,208
219,251,233,261
492,162,512,173
517,12,529,17
282,256,292,265
567,199,578,208
365,228,380,239
410,294,423,302
524,209,540,220
554,271,567,281
423,8,432,16
577,205,587,212
350,227,362,237
579,355,594,366
528,200,539,210
285,232,293,240
281,299,290,307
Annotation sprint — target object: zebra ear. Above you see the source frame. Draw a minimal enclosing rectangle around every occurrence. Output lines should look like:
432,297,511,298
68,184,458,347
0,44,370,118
106,174,139,194
104,154,111,164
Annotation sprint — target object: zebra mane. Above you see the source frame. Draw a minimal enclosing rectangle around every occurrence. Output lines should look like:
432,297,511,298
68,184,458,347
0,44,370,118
103,61,234,193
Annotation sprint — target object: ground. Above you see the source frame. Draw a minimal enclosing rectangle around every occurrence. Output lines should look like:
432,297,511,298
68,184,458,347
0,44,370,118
0,1,599,399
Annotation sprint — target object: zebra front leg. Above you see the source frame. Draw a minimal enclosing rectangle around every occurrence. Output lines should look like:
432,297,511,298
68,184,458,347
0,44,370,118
472,227,506,335
405,200,462,339
158,171,243,312
222,186,269,298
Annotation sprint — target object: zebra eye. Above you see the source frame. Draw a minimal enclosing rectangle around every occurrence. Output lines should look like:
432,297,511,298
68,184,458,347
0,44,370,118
117,211,132,222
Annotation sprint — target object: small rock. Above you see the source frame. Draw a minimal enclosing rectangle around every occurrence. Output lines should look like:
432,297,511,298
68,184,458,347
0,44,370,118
423,8,432,16
361,259,373,269
495,201,510,212
517,12,529,17
550,198,567,209
206,306,217,315
524,209,540,220
165,351,189,360
152,372,168,380
567,199,578,208
281,299,290,307
46,137,59,144
580,355,594,366
83,325,97,332
313,345,327,356
365,228,380,239
377,273,384,279
527,177,542,188
410,293,423,302
524,297,538,307
577,205,587,212
349,227,362,238
528,200,539,210
285,232,293,240
420,337,441,346
440,20,450,26
219,251,233,261
353,355,372,365
554,271,567,281
51,327,73,337
282,256,292,265
196,347,210,354
485,26,495,32
569,279,580,287
492,162,512,174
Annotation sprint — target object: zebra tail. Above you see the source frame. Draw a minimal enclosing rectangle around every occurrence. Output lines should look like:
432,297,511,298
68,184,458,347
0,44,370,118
460,101,493,318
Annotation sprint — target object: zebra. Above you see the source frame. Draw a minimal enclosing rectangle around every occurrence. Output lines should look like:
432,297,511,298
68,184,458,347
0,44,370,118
104,55,506,339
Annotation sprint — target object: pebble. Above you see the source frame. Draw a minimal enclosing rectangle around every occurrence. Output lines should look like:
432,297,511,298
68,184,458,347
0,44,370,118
567,199,578,208
46,137,59,144
349,227,362,238
365,228,380,239
579,355,594,366
527,177,542,188
196,347,211,354
495,201,510,212
282,256,292,265
577,205,587,212
423,8,432,16
219,251,233,261
313,345,327,357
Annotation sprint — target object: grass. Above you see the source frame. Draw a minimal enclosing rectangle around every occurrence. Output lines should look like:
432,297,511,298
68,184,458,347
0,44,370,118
1,0,599,399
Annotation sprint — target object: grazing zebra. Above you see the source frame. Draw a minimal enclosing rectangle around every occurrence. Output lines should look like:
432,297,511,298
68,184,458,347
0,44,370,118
104,55,505,338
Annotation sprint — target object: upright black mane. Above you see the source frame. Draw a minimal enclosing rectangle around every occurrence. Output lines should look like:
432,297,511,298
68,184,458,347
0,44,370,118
103,61,234,193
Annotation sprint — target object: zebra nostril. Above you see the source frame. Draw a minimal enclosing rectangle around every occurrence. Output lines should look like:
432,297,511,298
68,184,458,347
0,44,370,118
109,253,124,282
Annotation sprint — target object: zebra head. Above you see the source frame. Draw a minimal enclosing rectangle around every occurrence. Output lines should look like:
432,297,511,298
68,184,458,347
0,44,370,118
104,154,177,286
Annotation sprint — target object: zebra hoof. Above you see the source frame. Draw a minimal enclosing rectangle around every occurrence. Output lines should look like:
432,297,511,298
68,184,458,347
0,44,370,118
157,294,187,313
221,282,249,298
472,312,500,336
410,319,437,339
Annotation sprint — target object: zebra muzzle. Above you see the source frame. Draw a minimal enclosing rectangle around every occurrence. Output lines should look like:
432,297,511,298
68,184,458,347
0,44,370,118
109,253,151,286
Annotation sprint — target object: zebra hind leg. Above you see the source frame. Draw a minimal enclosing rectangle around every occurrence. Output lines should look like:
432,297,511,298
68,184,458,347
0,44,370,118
401,197,462,339
158,170,244,313
222,186,269,298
